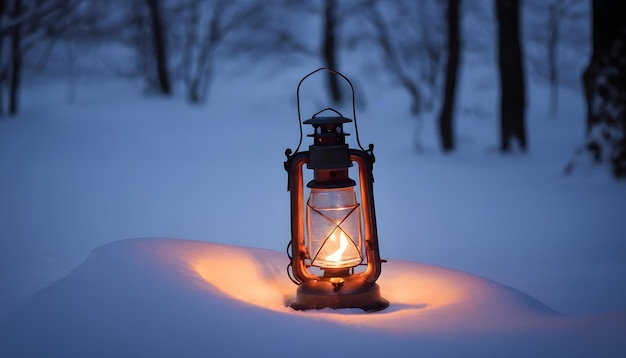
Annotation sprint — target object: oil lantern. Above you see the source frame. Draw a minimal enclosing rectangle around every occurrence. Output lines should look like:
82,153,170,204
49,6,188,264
284,68,389,311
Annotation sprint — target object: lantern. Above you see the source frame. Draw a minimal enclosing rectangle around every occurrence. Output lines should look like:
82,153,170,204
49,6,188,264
284,68,389,311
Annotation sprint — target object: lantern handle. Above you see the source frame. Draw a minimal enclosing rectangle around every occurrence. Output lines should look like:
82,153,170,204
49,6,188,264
294,67,366,154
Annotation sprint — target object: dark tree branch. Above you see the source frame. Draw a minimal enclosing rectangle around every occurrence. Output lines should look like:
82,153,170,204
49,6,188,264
363,0,423,115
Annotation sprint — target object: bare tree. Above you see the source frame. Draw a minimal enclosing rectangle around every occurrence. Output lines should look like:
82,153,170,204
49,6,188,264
1,0,322,112
438,0,461,152
496,0,527,152
526,0,587,117
127,1,161,94
174,0,269,104
261,0,346,103
357,0,446,117
565,0,626,178
0,0,78,116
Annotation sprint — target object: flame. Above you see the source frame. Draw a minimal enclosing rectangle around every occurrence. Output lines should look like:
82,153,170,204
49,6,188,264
325,229,349,262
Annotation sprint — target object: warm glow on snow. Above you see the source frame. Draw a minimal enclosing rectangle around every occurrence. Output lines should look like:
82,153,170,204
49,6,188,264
190,251,293,311
140,239,557,333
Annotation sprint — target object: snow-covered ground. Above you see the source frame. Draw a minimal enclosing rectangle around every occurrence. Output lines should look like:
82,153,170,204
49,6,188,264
1,55,625,356
2,237,624,357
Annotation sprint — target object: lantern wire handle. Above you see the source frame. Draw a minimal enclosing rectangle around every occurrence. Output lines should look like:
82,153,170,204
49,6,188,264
312,107,343,118
294,67,366,154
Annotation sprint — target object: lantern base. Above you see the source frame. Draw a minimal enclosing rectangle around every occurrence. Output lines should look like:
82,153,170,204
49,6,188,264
290,278,389,312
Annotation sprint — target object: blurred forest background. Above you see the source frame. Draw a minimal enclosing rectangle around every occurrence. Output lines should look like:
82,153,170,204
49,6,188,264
0,0,624,177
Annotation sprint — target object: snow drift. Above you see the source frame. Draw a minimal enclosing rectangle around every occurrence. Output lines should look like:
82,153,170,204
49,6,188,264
1,238,624,357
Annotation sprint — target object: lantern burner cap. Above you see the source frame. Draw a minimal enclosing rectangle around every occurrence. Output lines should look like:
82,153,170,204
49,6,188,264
303,116,352,125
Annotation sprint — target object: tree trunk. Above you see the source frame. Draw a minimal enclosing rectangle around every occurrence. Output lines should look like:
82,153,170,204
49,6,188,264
583,0,626,133
438,0,460,152
496,0,527,152
322,0,341,104
146,0,171,95
9,0,22,116
580,0,626,178
0,0,6,116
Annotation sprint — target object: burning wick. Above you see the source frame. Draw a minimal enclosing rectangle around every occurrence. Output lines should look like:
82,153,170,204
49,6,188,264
326,229,349,262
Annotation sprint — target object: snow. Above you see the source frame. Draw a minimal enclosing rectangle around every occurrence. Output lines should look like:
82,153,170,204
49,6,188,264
0,55,625,355
1,238,624,357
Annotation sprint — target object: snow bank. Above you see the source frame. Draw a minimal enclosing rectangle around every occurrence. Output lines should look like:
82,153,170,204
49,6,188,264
1,238,623,357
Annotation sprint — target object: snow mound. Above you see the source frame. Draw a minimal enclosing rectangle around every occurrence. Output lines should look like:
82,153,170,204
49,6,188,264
1,238,624,357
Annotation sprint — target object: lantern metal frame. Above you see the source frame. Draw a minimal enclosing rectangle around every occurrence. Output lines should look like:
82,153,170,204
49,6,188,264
284,68,389,311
